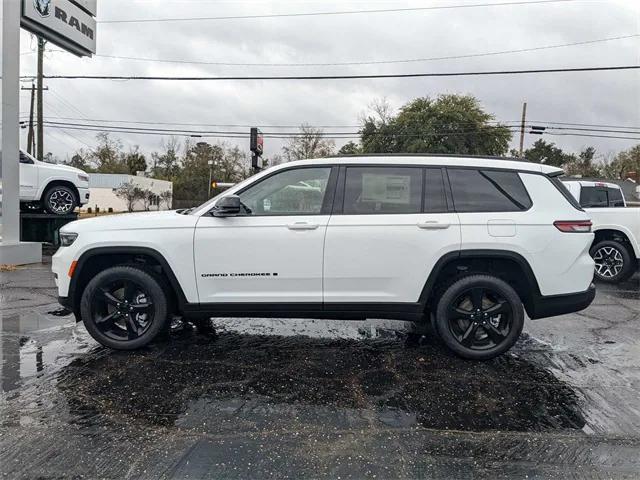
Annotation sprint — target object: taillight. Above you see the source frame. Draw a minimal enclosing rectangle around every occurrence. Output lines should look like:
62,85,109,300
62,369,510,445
554,220,592,233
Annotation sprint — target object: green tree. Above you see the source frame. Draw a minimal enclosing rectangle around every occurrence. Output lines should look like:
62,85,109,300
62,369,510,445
522,139,575,167
338,141,361,155
564,147,601,177
173,141,224,203
67,149,92,172
360,94,512,155
124,147,147,175
282,124,335,161
601,144,640,180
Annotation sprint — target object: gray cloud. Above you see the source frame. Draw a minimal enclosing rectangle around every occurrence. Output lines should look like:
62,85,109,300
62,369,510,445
17,0,640,162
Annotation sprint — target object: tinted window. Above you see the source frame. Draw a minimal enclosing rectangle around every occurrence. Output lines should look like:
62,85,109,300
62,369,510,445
608,187,625,207
424,168,447,213
579,187,608,208
343,167,422,214
238,167,331,215
19,152,33,164
448,168,532,212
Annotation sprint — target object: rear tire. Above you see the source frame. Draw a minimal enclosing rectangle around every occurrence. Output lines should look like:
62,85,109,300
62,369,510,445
590,240,634,284
435,275,524,360
80,266,170,350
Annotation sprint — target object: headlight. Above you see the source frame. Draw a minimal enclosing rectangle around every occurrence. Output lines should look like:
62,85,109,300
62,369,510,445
77,173,89,182
59,232,78,247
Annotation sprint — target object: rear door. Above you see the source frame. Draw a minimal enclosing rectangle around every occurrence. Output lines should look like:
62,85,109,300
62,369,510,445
323,166,461,306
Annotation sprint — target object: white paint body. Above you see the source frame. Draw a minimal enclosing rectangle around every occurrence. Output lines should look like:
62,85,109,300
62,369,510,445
53,156,595,305
563,180,640,260
4,150,90,206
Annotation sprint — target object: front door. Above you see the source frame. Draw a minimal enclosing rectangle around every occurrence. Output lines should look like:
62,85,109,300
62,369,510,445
19,152,39,200
323,166,461,305
194,166,336,304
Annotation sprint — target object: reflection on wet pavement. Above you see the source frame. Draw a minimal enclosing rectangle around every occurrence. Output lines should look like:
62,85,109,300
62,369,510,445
1,263,639,479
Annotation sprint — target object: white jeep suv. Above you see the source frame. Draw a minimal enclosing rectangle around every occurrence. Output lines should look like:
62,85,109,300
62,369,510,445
8,149,90,214
52,155,596,360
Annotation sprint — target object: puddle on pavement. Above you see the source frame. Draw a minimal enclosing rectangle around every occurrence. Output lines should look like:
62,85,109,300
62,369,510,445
45,328,586,434
2,309,587,434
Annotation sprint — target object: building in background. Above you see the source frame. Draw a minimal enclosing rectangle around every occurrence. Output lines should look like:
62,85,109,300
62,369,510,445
86,173,173,212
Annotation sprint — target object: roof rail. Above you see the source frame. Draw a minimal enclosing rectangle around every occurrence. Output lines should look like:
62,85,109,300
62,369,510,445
328,152,530,163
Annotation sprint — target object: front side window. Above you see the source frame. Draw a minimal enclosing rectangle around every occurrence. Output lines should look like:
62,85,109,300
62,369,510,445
343,167,422,214
238,167,331,215
448,168,532,212
579,187,608,208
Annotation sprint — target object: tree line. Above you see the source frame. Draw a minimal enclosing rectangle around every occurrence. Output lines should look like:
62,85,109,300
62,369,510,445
65,94,640,206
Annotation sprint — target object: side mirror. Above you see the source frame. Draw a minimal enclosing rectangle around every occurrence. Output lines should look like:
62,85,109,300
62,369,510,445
212,195,241,217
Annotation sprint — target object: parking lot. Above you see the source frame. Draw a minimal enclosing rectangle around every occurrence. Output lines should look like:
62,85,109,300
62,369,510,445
1,255,639,479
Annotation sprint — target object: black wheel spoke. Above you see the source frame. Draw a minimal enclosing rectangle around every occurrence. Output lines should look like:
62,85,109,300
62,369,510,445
125,314,142,338
123,281,136,301
484,301,508,315
470,288,484,310
131,302,152,311
483,323,506,344
449,304,472,320
460,322,479,347
100,289,121,306
96,310,119,325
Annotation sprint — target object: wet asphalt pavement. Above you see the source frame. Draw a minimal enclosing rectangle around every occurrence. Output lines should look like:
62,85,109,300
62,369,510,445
1,257,639,479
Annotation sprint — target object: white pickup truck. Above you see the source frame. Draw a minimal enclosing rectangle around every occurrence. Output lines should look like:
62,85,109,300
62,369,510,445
563,180,640,283
0,149,90,215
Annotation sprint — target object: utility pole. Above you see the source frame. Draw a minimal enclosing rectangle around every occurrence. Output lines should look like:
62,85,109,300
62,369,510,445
518,102,527,157
37,36,45,161
21,83,36,154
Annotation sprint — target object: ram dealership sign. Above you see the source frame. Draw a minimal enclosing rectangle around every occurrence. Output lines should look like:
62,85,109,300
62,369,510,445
21,0,97,57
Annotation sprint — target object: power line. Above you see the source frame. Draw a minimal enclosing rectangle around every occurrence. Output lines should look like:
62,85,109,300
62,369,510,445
38,122,640,141
26,115,640,132
97,0,578,24
27,65,640,81
90,34,639,67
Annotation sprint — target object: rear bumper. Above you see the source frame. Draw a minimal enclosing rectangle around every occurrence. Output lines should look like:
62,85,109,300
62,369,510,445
527,283,596,320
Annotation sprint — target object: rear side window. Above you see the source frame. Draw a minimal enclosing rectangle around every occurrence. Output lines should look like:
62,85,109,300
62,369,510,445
579,187,608,208
343,167,422,214
607,187,625,207
447,168,532,212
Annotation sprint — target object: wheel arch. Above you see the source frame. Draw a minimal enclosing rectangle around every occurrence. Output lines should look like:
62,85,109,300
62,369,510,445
593,228,639,258
39,179,80,205
418,249,542,319
68,246,188,321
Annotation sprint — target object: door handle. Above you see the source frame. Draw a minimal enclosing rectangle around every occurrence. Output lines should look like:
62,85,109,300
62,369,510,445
417,220,450,229
287,222,319,230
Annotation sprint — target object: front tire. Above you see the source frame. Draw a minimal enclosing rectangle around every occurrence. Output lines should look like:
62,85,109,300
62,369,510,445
80,266,169,350
43,185,77,215
435,275,524,360
590,240,634,284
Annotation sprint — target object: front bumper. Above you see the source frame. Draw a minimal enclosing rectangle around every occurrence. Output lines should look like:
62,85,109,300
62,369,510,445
527,283,596,320
78,187,90,205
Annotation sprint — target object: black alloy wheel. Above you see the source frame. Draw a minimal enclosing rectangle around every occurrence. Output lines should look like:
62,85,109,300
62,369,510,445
81,266,169,350
435,275,524,360
91,279,154,341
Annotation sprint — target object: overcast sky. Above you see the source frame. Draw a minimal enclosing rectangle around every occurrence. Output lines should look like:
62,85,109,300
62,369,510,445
15,0,640,163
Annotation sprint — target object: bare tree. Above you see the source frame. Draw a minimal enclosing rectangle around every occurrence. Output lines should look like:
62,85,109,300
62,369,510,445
140,189,156,211
159,190,173,210
282,124,335,162
114,180,144,212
